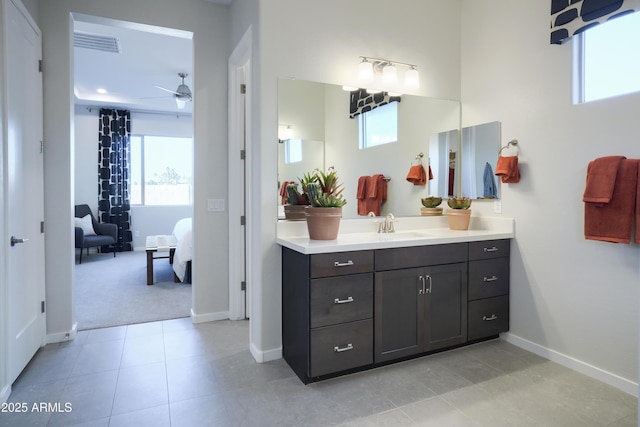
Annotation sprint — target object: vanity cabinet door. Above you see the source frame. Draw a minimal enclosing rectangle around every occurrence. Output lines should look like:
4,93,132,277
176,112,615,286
424,263,468,351
374,268,424,363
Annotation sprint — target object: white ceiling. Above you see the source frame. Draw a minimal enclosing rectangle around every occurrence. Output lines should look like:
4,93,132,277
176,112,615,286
73,17,194,114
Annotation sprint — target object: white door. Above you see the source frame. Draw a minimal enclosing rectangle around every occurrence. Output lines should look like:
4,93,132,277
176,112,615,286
5,0,46,384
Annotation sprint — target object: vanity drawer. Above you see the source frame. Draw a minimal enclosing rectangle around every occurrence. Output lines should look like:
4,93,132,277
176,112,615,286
310,319,373,377
468,295,509,341
311,251,373,278
468,258,509,300
468,239,510,261
375,243,468,271
310,273,373,328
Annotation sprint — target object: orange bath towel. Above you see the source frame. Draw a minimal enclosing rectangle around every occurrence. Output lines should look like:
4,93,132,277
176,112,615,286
583,156,625,205
636,162,640,244
495,156,520,183
406,165,427,185
357,176,368,215
364,174,387,216
584,158,638,243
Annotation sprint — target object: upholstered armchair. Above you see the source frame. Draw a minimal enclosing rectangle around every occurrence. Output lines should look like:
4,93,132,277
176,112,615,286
74,204,118,263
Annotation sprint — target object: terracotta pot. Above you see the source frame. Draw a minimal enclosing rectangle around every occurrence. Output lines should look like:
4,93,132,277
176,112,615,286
420,207,443,216
447,209,471,230
305,207,342,240
283,204,307,221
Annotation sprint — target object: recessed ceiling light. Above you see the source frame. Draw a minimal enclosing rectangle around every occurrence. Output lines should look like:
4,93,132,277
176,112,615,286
97,88,107,94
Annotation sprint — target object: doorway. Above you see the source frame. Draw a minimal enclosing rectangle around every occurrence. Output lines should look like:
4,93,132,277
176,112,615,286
72,14,195,329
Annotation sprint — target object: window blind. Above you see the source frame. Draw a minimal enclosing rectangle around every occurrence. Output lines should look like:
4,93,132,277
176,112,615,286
551,0,640,44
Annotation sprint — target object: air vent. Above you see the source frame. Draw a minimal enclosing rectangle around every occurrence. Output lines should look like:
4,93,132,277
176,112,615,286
74,32,120,53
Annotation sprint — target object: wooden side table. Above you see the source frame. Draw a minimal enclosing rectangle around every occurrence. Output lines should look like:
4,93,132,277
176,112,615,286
145,235,179,285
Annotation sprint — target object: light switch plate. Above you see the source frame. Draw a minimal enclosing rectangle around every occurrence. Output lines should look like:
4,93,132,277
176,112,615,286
207,199,225,212
493,200,502,214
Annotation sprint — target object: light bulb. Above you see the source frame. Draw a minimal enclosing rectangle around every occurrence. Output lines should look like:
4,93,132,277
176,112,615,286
357,59,374,85
382,63,398,85
404,67,420,90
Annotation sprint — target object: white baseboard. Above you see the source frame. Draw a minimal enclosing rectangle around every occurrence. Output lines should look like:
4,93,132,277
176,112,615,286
1,384,11,404
502,332,638,397
46,322,78,344
190,309,228,324
249,341,282,363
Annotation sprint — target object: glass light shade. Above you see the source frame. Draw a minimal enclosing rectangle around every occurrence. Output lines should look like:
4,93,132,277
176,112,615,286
382,64,398,85
357,60,374,85
175,96,187,109
404,68,420,90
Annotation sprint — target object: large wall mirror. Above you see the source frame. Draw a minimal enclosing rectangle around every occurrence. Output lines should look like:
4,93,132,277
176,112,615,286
277,78,461,219
460,121,501,199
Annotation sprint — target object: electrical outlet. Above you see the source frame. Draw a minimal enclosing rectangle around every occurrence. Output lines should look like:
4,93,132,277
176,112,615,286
494,200,502,214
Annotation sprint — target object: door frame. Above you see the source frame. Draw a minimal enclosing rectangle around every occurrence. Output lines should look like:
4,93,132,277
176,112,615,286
228,27,252,321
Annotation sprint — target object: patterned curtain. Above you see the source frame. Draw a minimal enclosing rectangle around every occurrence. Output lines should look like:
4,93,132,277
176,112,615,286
349,89,401,119
98,108,133,252
551,0,640,44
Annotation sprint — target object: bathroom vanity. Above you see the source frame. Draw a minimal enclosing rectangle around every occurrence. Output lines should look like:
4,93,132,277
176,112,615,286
278,216,513,384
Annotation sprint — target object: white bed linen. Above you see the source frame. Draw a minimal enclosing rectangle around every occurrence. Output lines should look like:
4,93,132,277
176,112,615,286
172,218,192,281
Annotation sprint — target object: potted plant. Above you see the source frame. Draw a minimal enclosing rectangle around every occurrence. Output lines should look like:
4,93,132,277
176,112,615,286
420,196,443,216
446,197,472,230
283,172,317,220
305,168,347,240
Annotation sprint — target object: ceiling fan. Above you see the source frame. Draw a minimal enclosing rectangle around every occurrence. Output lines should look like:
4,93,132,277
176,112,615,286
154,72,192,109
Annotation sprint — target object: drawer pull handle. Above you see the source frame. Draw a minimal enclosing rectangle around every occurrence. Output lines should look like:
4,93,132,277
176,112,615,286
334,344,353,353
334,260,354,267
334,296,354,304
483,276,498,282
483,314,498,321
484,247,499,252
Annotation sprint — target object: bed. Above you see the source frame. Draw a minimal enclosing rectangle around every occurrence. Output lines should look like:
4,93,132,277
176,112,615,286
172,217,192,283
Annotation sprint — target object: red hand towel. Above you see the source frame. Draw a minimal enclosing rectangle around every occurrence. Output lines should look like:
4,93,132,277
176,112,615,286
357,176,369,216
636,160,640,244
584,159,638,243
583,156,625,205
406,165,427,185
495,156,520,184
365,174,387,216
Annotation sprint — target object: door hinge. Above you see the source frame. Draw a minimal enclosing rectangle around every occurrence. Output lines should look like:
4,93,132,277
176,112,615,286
240,83,246,94
240,149,246,160
41,221,45,233
240,215,246,226
241,281,246,291
41,301,45,313
38,59,43,72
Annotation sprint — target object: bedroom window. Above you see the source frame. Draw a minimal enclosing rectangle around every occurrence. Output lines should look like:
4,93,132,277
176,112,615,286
130,135,193,206
577,12,640,103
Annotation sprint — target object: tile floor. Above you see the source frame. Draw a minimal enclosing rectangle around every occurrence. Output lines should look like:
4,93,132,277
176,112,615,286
1,318,636,426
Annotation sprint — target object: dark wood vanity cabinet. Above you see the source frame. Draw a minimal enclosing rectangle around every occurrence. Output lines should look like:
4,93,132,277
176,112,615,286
467,240,510,340
374,244,468,363
282,239,510,383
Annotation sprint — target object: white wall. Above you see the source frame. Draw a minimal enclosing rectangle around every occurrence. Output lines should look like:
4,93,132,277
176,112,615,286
461,0,639,393
39,0,230,340
251,0,463,359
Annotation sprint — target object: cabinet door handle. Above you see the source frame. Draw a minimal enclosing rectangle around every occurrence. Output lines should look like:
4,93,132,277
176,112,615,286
334,260,354,267
334,296,354,304
483,247,499,253
483,275,498,282
418,275,425,294
424,275,432,294
334,343,353,353
483,314,498,321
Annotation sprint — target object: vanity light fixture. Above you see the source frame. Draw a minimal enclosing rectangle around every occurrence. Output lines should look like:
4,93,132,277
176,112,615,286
356,56,420,92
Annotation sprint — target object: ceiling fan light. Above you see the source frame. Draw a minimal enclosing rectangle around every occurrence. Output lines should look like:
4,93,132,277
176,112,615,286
175,96,187,109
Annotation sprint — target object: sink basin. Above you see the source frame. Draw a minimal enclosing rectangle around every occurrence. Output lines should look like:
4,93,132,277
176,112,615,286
337,231,431,243
377,231,431,240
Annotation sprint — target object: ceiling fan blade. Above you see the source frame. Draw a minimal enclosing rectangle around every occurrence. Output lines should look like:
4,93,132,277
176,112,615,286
154,85,180,96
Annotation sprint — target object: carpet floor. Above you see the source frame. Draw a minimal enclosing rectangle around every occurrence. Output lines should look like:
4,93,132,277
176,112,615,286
75,250,191,330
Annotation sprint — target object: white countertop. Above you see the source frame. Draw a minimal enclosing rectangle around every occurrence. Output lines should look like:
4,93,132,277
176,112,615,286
276,215,515,254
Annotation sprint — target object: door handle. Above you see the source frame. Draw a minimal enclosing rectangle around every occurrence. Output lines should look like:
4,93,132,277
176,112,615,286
10,236,29,246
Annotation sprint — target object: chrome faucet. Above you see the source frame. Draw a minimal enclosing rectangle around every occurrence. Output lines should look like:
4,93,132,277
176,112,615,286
384,213,396,233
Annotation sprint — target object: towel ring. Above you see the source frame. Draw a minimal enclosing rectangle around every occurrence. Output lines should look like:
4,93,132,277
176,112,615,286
499,140,519,156
413,152,424,164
